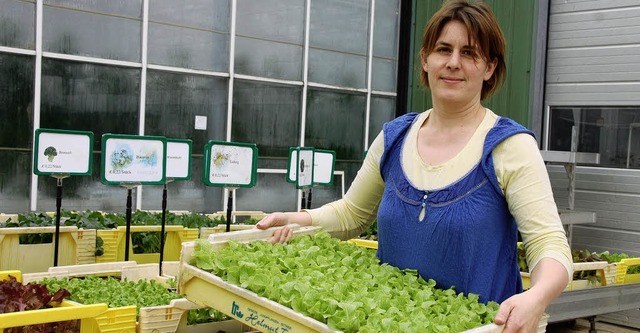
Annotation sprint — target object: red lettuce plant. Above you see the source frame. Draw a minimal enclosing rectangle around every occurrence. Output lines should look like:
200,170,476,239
0,275,77,333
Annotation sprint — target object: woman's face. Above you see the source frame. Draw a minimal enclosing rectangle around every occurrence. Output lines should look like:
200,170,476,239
422,20,496,107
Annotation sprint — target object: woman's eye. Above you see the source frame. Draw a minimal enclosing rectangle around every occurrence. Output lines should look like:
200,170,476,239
436,47,451,54
462,49,476,57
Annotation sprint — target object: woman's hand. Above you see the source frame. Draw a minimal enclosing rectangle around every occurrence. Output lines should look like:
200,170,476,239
494,289,546,332
255,212,294,244
496,258,568,331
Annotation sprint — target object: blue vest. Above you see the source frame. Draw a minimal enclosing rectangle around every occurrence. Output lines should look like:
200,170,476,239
377,112,532,303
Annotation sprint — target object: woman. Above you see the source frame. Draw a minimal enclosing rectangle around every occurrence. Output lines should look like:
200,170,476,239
257,0,572,331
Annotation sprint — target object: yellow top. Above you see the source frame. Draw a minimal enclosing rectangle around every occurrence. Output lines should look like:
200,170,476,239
308,109,573,280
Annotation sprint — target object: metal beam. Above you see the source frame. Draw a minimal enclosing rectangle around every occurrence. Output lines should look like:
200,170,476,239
547,283,640,323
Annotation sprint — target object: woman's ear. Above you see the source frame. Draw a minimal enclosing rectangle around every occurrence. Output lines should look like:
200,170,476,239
420,49,428,72
484,58,497,81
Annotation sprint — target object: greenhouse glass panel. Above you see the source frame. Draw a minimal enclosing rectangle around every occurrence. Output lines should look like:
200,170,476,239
334,160,364,201
257,158,287,170
0,53,34,149
0,151,31,213
145,70,228,155
232,80,302,158
141,156,224,213
43,3,142,61
149,0,229,31
309,0,369,54
373,0,400,59
308,48,366,88
371,57,397,92
148,24,229,72
148,0,229,71
44,0,142,17
234,0,304,80
371,0,399,93
308,0,368,88
235,172,297,213
0,0,35,49
0,53,33,213
305,89,365,161
236,0,304,44
36,154,138,213
235,36,303,81
305,174,344,209
369,96,396,145
40,59,140,152
38,59,139,211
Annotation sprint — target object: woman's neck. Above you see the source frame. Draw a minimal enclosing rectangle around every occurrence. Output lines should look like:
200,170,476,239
428,101,486,130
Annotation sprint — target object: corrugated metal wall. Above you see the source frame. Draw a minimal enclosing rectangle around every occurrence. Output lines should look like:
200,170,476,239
545,0,640,106
548,165,640,256
545,1,640,326
545,0,640,255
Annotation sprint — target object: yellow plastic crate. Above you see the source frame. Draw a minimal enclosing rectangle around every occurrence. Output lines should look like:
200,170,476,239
0,226,81,273
1,269,133,333
178,226,548,333
0,300,114,333
96,225,199,264
521,261,611,291
17,262,247,333
0,270,21,282
76,228,98,264
345,238,378,249
138,298,252,333
615,257,640,284
19,262,162,332
21,261,175,285
0,213,17,224
17,264,151,330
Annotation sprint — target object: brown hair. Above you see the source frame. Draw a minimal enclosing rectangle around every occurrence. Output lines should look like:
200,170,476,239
419,0,506,100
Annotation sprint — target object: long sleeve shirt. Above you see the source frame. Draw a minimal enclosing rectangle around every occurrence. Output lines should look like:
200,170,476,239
307,109,573,281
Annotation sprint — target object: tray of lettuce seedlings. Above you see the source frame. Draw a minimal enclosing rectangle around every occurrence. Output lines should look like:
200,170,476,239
178,226,548,333
17,262,246,333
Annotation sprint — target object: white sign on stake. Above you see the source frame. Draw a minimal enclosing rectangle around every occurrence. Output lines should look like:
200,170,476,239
296,147,314,189
203,141,258,188
33,129,93,176
288,148,334,186
101,134,167,185
313,149,335,185
287,148,298,183
166,139,192,180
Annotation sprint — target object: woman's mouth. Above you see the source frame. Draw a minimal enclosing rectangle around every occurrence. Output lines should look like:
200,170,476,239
441,76,463,83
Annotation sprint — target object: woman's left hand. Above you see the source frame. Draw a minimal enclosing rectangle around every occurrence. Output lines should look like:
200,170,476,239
494,289,546,333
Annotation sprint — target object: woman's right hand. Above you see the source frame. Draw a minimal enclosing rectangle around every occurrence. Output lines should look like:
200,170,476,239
256,212,294,244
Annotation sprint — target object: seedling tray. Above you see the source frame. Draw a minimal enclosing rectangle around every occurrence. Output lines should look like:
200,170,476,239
178,226,548,333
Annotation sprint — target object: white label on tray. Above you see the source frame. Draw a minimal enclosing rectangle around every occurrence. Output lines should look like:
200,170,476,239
231,301,292,333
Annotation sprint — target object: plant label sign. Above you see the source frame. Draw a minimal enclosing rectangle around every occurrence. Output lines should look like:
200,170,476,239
166,138,192,180
291,147,314,189
101,134,167,185
288,147,333,186
203,141,257,188
33,128,94,176
313,149,335,185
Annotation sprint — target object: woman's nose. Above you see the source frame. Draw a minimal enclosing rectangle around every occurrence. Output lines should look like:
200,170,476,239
446,51,461,69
